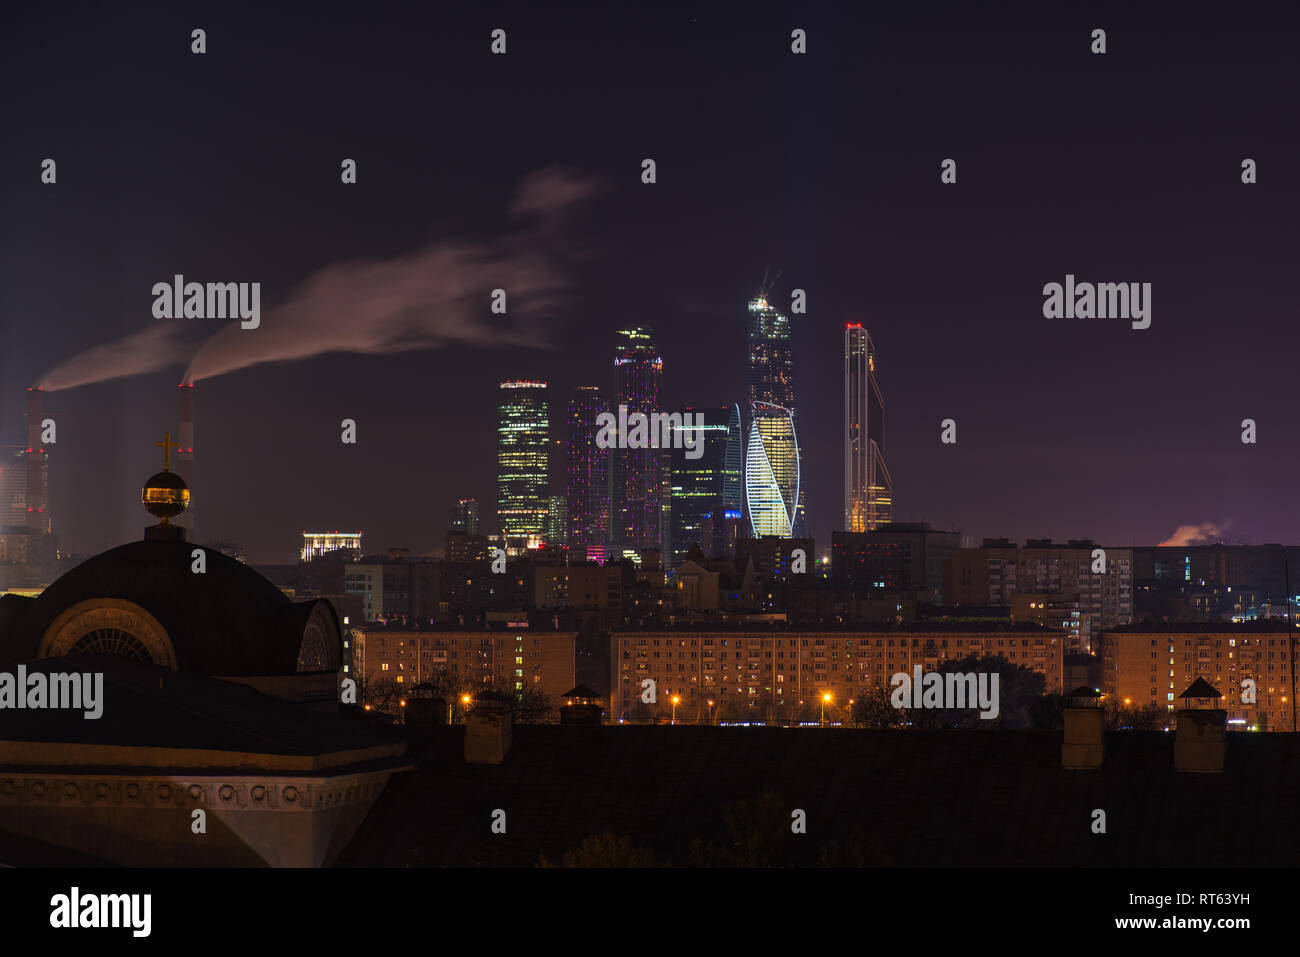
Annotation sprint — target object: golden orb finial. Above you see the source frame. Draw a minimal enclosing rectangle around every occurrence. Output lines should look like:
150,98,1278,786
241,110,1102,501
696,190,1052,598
142,430,190,525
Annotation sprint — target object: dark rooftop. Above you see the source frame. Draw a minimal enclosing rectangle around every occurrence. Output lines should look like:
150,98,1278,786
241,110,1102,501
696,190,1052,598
1180,678,1223,699
336,726,1300,867
0,656,406,772
611,621,1059,634
1107,621,1291,633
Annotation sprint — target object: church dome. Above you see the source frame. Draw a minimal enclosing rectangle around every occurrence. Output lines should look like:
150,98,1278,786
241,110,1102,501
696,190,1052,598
0,539,340,677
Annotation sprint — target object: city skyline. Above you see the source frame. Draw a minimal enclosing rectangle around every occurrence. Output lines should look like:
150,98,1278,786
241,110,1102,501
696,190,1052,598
3,6,1297,569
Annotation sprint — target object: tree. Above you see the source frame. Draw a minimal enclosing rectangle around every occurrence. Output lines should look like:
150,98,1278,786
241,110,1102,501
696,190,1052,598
1030,692,1068,730
357,673,403,720
817,825,894,866
537,831,662,867
471,676,558,724
929,654,1046,728
851,684,907,729
507,683,556,724
1104,699,1169,731
686,789,799,867
419,667,475,722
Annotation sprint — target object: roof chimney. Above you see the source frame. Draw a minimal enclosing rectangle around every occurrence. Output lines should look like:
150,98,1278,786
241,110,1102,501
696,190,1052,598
1174,678,1225,773
25,388,48,534
464,690,512,764
1061,686,1104,769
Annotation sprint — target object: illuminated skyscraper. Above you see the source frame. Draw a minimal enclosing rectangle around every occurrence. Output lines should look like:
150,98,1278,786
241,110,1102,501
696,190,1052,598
844,324,892,532
723,403,743,513
497,380,549,547
746,403,799,537
610,328,664,552
546,495,570,546
745,293,802,537
668,406,742,568
451,497,479,535
566,386,610,550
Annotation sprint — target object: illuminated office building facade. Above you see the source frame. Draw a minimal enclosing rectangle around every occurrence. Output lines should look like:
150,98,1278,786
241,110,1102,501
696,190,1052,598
745,294,802,538
497,380,550,548
668,405,743,568
301,532,362,562
451,498,479,536
610,328,665,552
566,386,610,550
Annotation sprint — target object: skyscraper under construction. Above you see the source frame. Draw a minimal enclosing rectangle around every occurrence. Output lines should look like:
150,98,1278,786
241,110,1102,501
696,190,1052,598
844,323,891,532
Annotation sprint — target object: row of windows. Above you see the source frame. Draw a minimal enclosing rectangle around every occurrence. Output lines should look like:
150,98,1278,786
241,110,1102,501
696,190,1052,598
629,648,1055,662
371,637,547,647
631,636,1056,648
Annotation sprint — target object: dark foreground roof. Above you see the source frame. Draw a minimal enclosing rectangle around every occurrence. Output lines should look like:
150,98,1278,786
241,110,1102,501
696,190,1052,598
337,725,1300,867
0,656,406,772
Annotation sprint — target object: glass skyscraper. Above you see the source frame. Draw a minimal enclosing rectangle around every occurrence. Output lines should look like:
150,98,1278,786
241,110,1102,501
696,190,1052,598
668,405,743,568
745,293,802,538
497,380,549,547
451,497,479,535
566,385,610,552
844,324,891,532
610,327,664,553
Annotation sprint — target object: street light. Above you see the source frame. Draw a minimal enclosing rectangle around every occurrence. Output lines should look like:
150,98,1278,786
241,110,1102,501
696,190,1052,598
671,695,681,724
707,699,715,725
821,692,832,726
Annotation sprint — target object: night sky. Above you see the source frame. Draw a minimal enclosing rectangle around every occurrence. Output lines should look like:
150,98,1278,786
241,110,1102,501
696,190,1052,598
2,2,1298,565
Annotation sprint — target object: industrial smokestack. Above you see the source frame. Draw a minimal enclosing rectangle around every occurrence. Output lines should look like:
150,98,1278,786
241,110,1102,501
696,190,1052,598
177,383,196,540
25,388,49,534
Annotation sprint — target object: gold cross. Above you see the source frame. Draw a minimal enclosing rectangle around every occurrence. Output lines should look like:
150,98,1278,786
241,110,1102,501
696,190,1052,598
156,431,179,471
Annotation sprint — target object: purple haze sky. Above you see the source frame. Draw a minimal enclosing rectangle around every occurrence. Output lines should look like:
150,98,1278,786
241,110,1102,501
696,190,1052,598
2,1,1298,564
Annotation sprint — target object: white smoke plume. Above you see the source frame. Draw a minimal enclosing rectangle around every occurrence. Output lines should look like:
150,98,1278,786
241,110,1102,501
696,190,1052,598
1158,522,1227,547
38,166,602,391
38,324,199,392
